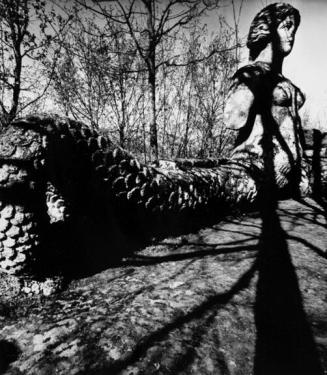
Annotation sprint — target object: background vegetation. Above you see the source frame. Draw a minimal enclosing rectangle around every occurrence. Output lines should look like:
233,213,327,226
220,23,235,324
0,0,245,162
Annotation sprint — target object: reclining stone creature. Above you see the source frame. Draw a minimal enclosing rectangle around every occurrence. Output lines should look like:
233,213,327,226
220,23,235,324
0,114,256,280
0,3,325,294
0,108,320,290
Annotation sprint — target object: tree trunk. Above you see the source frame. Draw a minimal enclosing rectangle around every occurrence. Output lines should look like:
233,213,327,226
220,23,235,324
149,69,158,163
8,43,22,125
119,75,126,148
144,0,158,164
182,83,193,158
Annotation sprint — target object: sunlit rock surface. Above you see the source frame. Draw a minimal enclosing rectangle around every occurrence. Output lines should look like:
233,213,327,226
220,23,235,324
0,198,326,375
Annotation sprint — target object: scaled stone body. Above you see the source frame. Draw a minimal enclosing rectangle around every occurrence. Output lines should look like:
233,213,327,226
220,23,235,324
0,115,239,277
0,112,322,278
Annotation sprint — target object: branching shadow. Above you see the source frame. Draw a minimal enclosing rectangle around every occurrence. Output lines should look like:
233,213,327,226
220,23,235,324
85,262,257,375
123,241,258,267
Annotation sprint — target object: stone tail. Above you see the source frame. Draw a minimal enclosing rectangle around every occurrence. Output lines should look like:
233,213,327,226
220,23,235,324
0,114,258,276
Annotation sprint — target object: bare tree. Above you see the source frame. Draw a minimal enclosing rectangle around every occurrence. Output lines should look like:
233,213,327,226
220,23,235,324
231,0,244,66
51,18,114,128
47,0,242,160
49,7,144,146
77,0,220,163
194,32,237,156
158,15,238,159
0,0,69,127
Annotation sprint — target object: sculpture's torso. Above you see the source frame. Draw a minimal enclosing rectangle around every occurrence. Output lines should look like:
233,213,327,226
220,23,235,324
227,62,306,189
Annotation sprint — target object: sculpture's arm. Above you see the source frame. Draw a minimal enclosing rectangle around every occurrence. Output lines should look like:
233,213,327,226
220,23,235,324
224,83,255,130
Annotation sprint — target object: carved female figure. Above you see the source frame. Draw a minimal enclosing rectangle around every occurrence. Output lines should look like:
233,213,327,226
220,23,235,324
224,2,309,197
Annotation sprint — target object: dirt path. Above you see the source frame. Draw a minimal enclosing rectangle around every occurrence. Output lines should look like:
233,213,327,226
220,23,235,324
0,198,326,375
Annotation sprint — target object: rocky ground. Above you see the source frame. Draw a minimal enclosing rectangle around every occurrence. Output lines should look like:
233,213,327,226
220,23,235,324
0,198,326,375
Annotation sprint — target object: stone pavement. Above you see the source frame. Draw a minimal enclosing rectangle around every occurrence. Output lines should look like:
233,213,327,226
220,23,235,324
0,198,326,375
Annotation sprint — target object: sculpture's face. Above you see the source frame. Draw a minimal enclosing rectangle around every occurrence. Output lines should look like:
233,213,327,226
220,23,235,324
276,15,297,56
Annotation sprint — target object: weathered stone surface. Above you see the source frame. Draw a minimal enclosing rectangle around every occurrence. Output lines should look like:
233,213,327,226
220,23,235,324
0,114,259,277
0,198,326,374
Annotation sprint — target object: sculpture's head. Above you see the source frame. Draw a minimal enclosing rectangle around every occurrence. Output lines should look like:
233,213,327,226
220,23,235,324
247,2,300,60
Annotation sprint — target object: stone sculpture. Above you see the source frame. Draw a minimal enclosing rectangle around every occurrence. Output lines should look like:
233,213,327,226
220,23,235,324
224,2,309,197
0,3,324,292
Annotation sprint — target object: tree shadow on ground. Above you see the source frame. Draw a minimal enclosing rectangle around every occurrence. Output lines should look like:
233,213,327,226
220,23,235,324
73,193,325,374
84,261,257,375
252,68,323,374
0,340,20,374
5,195,323,374
253,195,323,375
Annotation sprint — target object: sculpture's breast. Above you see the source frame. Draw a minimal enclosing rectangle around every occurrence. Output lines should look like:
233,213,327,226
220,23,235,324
272,83,292,106
271,79,305,109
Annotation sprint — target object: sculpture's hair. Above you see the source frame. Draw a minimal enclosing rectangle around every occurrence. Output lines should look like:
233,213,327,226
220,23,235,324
247,2,300,60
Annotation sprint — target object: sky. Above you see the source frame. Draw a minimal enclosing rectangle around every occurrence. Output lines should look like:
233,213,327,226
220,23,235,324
208,0,327,129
